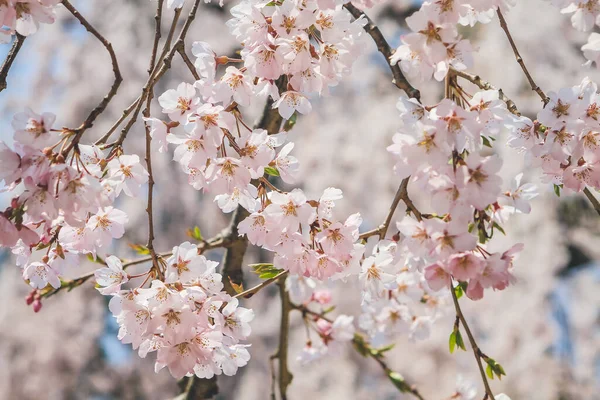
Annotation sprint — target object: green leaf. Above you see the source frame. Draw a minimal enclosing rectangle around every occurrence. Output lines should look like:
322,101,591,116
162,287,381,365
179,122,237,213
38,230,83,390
478,228,488,244
228,278,244,294
373,343,395,357
128,243,150,255
186,226,203,241
250,263,283,280
485,358,506,380
259,270,282,279
454,284,464,300
553,184,561,197
486,363,494,379
481,136,493,148
449,331,457,354
264,166,280,177
283,112,297,131
352,334,370,357
492,222,506,235
388,371,411,393
455,330,466,351
322,305,336,314
87,253,105,265
250,263,275,271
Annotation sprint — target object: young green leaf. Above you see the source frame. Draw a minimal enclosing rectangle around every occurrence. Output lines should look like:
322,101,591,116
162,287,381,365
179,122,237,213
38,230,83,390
455,330,466,351
553,184,561,197
486,363,494,379
449,331,457,353
264,166,280,177
387,371,411,393
128,243,150,255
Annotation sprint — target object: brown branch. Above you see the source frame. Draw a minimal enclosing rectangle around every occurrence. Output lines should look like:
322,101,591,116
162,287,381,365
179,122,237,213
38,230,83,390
276,275,294,400
359,177,422,240
343,2,420,100
110,6,183,150
178,45,201,80
451,68,520,116
0,33,25,93
583,187,600,216
61,0,123,153
496,10,548,105
173,376,218,400
95,5,182,148
234,270,288,299
142,0,165,277
450,281,496,400
221,206,250,295
43,234,230,298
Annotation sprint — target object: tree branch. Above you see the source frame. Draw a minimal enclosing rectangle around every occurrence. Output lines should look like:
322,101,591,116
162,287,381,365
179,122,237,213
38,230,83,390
276,275,294,400
110,5,184,149
496,10,548,105
450,68,520,116
359,177,422,240
42,234,231,298
343,2,420,100
142,0,165,277
450,281,496,400
234,270,288,299
178,44,201,80
61,0,123,153
0,33,26,93
583,187,600,216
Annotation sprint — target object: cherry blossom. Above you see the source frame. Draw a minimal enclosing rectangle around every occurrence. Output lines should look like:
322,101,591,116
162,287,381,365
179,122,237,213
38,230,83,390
95,255,129,295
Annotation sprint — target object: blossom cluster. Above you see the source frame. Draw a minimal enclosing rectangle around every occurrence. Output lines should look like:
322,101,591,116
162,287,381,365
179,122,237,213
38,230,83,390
0,108,148,292
350,90,538,346
150,38,369,282
509,77,600,193
0,0,59,41
0,0,553,389
391,0,515,82
357,240,448,345
224,0,367,117
549,0,600,32
545,0,600,66
284,276,355,363
96,242,254,379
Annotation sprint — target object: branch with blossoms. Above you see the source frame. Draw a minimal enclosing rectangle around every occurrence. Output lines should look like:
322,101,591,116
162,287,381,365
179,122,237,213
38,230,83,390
5,0,600,399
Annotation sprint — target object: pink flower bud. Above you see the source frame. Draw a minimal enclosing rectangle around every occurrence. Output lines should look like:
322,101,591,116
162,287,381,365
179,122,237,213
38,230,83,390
33,299,43,313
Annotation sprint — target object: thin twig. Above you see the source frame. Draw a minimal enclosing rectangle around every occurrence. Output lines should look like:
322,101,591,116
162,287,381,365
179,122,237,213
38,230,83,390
112,6,183,149
177,45,201,80
359,177,422,240
0,33,26,92
234,270,288,299
61,0,123,153
496,10,548,105
298,306,426,400
583,187,600,216
277,276,294,400
142,0,165,276
269,354,278,400
451,68,520,116
450,281,496,400
343,2,420,100
43,234,230,298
